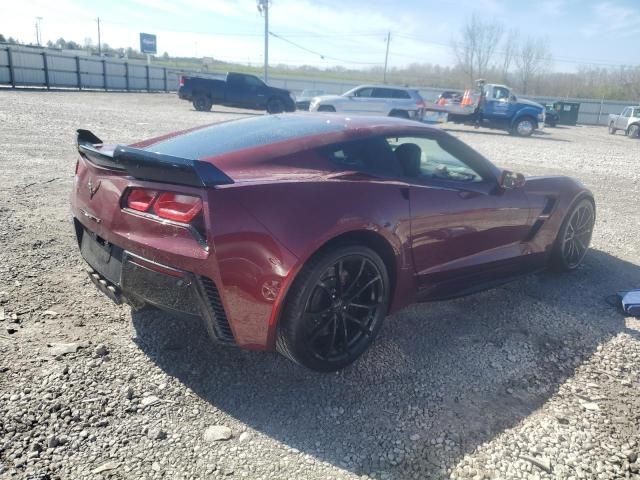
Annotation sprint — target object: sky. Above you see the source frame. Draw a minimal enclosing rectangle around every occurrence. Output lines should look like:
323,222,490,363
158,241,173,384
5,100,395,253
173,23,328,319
0,0,638,71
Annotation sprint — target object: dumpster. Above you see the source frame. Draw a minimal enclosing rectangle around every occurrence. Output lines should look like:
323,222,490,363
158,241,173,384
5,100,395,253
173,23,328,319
553,101,580,126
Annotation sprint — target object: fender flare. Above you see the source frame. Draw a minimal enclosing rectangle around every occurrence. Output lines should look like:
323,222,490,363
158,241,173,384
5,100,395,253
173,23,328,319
264,224,406,349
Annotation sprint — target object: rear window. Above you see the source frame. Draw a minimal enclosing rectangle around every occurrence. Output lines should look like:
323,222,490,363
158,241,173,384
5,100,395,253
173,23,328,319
372,88,395,98
321,137,401,177
145,115,345,159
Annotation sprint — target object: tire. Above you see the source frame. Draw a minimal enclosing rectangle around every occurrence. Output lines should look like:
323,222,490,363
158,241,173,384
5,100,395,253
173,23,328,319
317,105,336,112
276,245,390,372
549,198,595,271
512,117,536,137
192,94,212,112
627,124,639,138
266,97,285,114
389,110,410,119
546,119,557,128
608,123,616,135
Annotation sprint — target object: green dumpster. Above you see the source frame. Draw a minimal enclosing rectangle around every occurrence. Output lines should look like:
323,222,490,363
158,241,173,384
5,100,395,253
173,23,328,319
552,101,580,126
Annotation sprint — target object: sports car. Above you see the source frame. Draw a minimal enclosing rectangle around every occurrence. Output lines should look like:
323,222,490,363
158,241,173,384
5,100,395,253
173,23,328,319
71,114,595,371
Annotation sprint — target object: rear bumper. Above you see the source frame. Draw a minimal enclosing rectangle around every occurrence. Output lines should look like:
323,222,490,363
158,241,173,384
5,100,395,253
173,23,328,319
74,219,235,344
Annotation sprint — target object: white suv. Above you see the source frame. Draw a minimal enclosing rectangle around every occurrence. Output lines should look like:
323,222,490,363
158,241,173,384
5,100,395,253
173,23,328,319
309,85,425,121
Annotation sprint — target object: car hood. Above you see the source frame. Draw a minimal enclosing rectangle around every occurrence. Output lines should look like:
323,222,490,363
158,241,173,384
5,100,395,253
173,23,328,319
315,94,344,103
519,98,544,110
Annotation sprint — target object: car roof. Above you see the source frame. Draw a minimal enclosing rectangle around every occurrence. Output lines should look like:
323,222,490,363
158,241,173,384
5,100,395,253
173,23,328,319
350,84,418,91
135,113,440,161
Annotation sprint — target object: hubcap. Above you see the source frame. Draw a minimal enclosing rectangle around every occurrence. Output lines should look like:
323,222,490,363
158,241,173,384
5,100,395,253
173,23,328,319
517,120,533,136
562,203,594,268
304,256,384,362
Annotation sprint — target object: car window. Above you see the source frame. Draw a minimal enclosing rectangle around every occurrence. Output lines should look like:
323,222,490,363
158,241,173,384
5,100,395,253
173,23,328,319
622,108,631,118
492,87,510,100
322,137,401,177
387,136,484,183
244,76,264,88
392,89,411,99
353,88,374,98
371,88,395,98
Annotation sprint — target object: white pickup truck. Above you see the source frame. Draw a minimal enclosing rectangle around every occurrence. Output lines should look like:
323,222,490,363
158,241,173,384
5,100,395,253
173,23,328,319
608,106,640,138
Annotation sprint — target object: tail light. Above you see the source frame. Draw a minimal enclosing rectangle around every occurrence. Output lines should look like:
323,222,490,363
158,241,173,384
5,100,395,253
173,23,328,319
127,188,158,212
125,188,202,223
179,76,185,87
416,99,426,109
154,192,202,223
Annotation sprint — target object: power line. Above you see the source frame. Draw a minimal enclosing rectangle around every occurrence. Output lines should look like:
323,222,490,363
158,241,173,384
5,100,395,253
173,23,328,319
268,31,382,65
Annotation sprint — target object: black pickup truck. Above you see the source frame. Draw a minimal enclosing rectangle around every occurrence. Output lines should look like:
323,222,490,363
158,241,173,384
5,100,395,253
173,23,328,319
178,72,296,113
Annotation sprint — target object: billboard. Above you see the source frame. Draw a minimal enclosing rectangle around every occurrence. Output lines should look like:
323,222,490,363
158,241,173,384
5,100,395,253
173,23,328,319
139,33,157,54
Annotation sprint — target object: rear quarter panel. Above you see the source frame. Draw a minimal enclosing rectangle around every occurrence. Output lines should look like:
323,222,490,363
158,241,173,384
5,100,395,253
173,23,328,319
215,177,416,347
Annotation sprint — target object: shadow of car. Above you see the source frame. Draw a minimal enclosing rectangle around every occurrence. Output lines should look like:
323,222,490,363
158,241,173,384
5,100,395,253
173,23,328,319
130,248,636,478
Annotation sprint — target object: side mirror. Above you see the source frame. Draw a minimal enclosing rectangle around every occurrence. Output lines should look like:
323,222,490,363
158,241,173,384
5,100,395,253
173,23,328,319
500,170,526,189
510,94,517,102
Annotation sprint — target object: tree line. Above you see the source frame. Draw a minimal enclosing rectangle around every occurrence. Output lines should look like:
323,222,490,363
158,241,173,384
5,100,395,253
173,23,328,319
2,19,638,102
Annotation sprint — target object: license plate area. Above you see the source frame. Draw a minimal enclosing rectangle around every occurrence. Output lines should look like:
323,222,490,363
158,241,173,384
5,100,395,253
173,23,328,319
80,228,123,285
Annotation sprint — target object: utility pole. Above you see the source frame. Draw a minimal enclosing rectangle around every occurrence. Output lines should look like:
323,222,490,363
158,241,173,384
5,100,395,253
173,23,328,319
257,0,269,83
383,31,391,83
96,17,101,56
35,17,43,46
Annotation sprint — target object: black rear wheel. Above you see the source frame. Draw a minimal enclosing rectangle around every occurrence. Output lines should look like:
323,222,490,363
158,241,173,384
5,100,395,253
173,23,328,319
193,94,212,112
550,198,595,271
276,246,390,372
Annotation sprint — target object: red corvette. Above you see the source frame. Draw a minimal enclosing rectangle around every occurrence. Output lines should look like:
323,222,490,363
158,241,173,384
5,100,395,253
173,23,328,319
71,114,595,371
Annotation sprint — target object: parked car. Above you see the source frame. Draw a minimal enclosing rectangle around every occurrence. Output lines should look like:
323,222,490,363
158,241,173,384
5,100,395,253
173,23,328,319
309,85,426,121
608,106,640,138
545,104,560,127
72,114,595,371
178,72,295,113
425,82,546,137
295,89,326,111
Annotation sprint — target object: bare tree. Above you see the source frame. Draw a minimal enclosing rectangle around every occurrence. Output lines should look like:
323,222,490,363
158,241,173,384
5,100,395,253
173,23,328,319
501,29,519,84
515,37,552,94
453,13,504,83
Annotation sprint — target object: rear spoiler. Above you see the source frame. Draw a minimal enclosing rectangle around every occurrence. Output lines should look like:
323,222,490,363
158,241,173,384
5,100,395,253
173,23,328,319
76,129,234,187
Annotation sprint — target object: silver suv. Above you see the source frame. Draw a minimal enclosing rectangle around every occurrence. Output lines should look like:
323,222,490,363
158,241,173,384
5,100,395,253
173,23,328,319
309,85,425,121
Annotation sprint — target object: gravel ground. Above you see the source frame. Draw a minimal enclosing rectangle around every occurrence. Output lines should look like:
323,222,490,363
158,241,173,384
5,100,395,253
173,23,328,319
0,90,639,480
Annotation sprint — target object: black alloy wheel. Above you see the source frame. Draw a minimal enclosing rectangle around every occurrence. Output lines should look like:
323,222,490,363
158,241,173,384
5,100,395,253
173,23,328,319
551,198,595,271
277,246,390,371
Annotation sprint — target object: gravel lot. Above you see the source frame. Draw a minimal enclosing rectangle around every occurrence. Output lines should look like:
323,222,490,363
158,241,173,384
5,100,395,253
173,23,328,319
1,90,639,480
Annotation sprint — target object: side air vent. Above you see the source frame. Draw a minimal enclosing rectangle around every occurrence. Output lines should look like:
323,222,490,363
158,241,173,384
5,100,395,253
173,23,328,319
542,196,557,215
524,219,545,241
199,277,235,344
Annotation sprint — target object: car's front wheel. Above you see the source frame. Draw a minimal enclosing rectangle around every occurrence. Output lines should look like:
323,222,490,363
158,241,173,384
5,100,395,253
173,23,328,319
266,97,285,114
550,198,595,271
513,117,536,137
276,246,390,372
627,124,639,138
